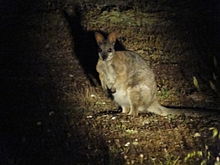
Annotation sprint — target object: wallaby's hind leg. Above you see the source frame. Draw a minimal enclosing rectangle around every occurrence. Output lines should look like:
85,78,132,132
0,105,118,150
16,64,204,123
122,106,130,114
128,104,138,116
127,85,158,116
127,87,140,116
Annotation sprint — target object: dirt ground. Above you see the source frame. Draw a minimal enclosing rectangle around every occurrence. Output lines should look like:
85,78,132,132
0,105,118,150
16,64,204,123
1,1,220,165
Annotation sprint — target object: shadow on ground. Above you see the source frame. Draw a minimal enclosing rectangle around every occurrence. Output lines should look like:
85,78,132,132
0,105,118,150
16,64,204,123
0,1,117,164
63,8,100,85
63,7,126,86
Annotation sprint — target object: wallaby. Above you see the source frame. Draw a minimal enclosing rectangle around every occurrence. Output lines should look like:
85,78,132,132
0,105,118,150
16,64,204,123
95,32,217,117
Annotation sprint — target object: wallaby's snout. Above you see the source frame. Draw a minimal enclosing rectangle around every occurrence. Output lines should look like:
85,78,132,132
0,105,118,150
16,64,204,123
100,51,108,61
98,45,114,61
95,32,117,61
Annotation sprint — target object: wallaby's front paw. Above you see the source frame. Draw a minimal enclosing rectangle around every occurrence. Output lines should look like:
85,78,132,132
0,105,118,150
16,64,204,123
110,87,116,93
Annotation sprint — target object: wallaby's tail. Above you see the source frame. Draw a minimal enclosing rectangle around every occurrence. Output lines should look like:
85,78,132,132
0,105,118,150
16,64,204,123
147,102,185,116
147,101,220,117
159,105,191,116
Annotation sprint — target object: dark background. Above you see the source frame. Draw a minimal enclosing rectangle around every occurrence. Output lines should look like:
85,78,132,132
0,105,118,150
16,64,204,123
1,0,220,164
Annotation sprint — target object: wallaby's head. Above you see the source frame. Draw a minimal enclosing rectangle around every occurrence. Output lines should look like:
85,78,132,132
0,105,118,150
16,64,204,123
95,32,117,61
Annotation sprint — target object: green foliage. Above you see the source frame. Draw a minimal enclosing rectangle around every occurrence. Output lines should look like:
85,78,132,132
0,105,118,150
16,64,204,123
159,87,170,99
125,129,138,134
193,76,200,91
184,128,220,165
150,155,180,165
209,127,220,139
89,9,166,28
209,80,217,92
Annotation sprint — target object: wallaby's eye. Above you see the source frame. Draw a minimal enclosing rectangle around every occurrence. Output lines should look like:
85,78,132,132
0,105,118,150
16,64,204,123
107,48,112,52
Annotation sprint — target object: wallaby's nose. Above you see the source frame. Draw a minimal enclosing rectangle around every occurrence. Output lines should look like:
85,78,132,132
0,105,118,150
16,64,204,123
101,53,108,61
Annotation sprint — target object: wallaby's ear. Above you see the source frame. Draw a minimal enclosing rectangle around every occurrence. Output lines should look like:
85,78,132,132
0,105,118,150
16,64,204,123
95,32,105,45
108,32,117,45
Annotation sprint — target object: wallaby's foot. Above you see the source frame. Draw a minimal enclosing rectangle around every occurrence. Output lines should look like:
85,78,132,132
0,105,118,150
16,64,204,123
128,111,138,117
122,106,129,114
128,108,138,117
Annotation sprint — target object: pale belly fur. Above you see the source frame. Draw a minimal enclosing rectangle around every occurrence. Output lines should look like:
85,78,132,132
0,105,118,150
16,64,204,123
113,89,130,107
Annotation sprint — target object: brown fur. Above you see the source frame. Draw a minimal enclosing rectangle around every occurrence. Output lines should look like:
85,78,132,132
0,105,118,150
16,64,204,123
95,32,195,117
95,32,105,45
108,32,117,44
